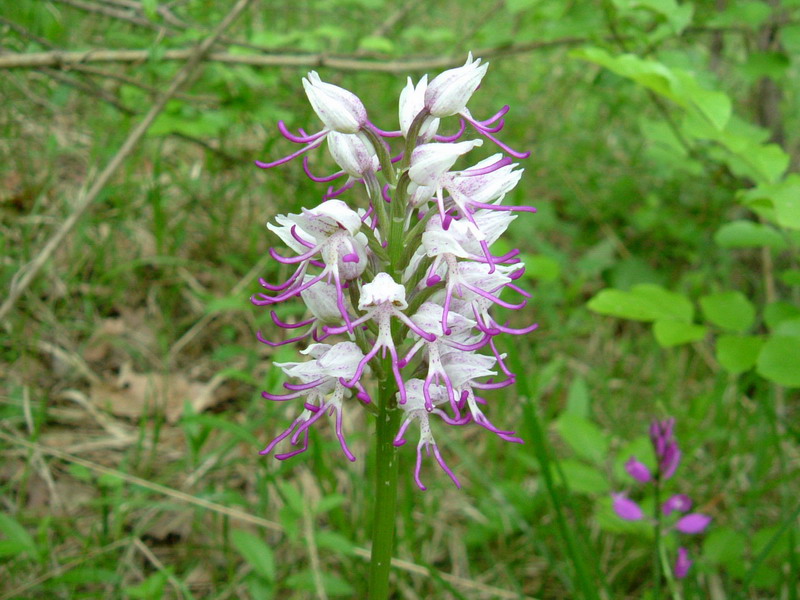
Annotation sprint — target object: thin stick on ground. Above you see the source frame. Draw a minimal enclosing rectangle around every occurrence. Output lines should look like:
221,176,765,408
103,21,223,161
0,0,253,324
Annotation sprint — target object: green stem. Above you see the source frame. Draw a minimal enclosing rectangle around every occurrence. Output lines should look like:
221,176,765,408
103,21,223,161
654,478,663,600
367,372,400,599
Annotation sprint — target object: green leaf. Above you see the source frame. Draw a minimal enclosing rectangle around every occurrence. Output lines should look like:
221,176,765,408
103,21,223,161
780,24,800,54
704,527,746,575
314,494,346,515
553,413,609,465
714,221,787,250
653,320,707,347
205,295,248,314
181,414,260,446
357,36,394,54
756,336,800,387
521,254,561,282
707,1,772,28
230,530,276,582
774,317,800,337
505,0,539,13
124,572,168,599
558,459,610,494
740,51,790,81
566,376,590,418
588,284,694,322
715,335,763,374
575,49,730,130
700,291,756,332
740,174,800,227
315,530,356,555
673,71,731,131
277,481,305,516
574,48,675,99
286,570,355,596
780,270,800,286
141,0,159,21
0,514,40,561
764,302,800,329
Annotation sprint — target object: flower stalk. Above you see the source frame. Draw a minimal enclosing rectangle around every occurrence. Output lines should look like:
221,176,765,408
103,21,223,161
368,362,401,599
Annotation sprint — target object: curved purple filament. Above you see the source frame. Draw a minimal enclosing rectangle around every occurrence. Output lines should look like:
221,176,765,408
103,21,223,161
303,156,345,183
368,121,403,138
278,121,327,144
434,119,466,143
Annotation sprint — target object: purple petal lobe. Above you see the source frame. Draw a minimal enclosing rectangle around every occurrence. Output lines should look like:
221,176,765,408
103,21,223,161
674,547,692,579
675,513,712,534
625,457,652,483
662,494,692,516
612,493,644,521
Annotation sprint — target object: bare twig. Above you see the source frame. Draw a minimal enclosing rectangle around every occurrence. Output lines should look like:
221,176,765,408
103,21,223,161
133,538,186,599
0,38,590,72
0,0,253,323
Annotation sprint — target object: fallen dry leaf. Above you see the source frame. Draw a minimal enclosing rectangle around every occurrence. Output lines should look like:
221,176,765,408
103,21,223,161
83,307,157,363
89,363,222,423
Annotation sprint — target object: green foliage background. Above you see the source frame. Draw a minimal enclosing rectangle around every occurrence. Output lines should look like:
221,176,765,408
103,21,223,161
1,0,798,598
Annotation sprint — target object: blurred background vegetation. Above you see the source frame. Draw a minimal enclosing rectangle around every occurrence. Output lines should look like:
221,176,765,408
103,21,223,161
1,0,798,598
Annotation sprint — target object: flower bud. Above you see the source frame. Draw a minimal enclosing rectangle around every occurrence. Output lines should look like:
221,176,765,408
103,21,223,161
399,76,440,140
674,547,692,579
624,457,652,483
300,278,343,323
675,513,712,534
302,71,368,134
612,493,644,521
659,442,681,480
327,132,377,178
662,494,692,516
408,140,483,186
424,53,488,117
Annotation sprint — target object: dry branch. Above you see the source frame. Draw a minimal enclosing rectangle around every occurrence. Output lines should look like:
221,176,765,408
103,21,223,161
0,0,254,322
0,38,588,72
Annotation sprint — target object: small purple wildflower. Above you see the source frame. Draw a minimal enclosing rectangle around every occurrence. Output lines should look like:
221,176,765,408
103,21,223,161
612,418,713,580
612,493,645,521
662,493,692,516
674,547,692,579
625,457,652,483
649,418,681,480
674,513,712,534
254,56,535,489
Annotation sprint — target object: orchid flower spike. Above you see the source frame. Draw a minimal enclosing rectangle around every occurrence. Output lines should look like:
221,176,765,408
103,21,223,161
254,55,536,490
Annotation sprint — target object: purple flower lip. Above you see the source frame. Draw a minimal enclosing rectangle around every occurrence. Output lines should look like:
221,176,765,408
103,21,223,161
675,513,712,534
662,493,692,516
674,547,692,579
625,457,652,483
612,493,644,521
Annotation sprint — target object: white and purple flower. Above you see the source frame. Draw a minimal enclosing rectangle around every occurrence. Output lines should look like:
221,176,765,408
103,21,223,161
253,55,536,489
